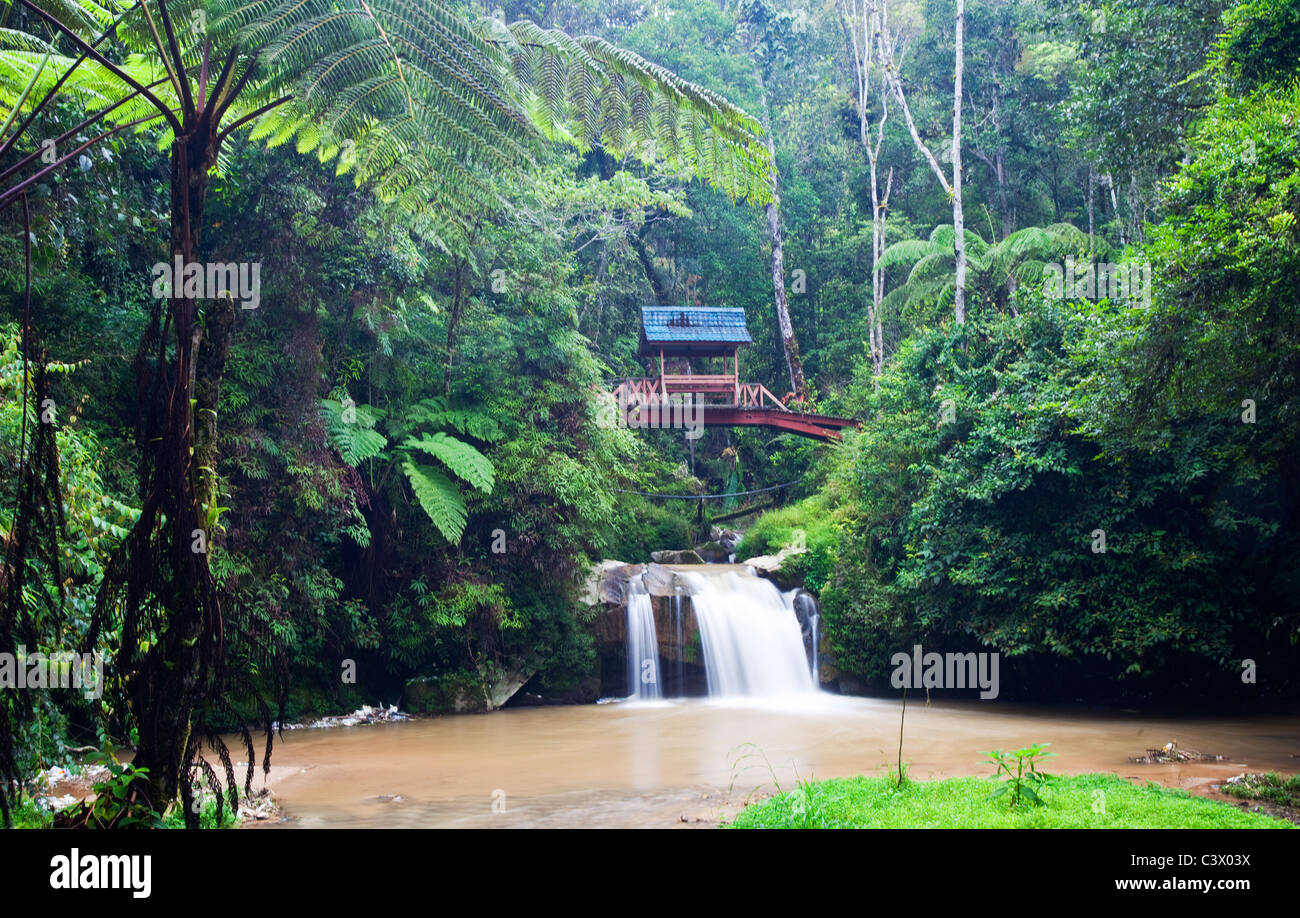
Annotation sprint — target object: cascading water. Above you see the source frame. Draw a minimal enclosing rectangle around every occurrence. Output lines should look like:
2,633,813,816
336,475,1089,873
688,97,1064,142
625,582,662,700
678,569,816,698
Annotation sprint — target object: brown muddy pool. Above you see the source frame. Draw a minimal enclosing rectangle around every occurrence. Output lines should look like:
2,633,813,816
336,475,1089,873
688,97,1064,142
233,696,1299,827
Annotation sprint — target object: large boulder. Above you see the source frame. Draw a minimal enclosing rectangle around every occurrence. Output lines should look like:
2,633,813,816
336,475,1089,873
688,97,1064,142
695,541,730,563
402,664,535,714
582,560,644,606
741,544,806,573
742,545,808,589
817,644,841,687
641,562,680,596
650,549,705,565
482,663,536,709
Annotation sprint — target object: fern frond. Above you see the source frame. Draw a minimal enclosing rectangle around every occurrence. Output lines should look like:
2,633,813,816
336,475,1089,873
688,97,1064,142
320,398,388,466
402,432,493,493
402,458,467,542
878,239,937,272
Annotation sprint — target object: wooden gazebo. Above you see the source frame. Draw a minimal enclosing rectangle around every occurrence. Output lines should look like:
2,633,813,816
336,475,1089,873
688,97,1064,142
612,306,860,441
638,306,770,406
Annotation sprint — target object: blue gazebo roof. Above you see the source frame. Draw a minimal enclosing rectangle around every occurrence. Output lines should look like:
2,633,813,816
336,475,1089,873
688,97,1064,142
640,307,752,354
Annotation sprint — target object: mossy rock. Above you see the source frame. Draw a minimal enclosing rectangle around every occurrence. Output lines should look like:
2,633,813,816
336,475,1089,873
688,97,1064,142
650,549,706,564
403,670,490,715
695,541,730,563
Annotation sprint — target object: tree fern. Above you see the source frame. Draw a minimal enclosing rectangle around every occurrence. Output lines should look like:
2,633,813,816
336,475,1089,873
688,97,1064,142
399,397,501,442
881,222,1094,316
324,394,495,542
401,458,467,543
0,0,773,825
5,0,773,230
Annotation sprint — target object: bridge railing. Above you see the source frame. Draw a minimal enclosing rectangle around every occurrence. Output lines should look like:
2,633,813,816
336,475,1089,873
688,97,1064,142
738,382,789,411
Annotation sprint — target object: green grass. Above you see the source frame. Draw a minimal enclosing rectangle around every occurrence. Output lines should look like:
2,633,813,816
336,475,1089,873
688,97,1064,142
724,773,1295,829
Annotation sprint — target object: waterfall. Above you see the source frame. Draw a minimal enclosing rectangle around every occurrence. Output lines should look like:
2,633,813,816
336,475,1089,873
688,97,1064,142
625,582,662,700
678,569,816,698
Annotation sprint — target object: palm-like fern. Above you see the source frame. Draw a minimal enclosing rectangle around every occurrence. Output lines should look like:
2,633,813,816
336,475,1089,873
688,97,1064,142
483,18,771,201
879,222,1093,317
224,1,772,230
3,1,773,224
321,395,498,543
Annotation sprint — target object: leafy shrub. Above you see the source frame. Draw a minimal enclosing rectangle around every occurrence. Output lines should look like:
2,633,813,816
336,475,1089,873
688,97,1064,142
735,499,838,591
602,497,692,561
984,743,1056,808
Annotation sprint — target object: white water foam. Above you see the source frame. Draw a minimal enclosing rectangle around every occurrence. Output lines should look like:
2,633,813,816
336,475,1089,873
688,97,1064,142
625,581,662,701
678,569,817,699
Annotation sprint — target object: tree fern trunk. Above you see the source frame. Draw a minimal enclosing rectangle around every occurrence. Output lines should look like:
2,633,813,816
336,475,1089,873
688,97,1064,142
124,122,220,818
445,255,466,395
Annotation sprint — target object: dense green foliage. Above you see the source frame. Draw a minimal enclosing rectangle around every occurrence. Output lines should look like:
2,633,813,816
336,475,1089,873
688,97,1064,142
751,0,1300,703
2,0,1297,824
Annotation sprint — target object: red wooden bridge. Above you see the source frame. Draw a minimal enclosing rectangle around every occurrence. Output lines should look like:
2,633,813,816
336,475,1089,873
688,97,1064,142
612,307,860,441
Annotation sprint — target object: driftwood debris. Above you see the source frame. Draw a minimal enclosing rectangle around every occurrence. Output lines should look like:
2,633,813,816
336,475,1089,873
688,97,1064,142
1130,741,1226,764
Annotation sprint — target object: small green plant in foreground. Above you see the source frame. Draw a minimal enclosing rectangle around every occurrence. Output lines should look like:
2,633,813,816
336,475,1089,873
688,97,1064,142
985,743,1055,807
788,774,827,829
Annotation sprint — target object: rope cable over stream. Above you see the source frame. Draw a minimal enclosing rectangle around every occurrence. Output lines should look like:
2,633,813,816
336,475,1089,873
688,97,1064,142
613,480,803,501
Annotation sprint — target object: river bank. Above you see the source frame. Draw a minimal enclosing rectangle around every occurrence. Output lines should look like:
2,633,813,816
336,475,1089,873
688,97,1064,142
229,695,1299,828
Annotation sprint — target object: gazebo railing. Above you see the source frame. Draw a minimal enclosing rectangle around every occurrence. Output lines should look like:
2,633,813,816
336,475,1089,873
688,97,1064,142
611,377,790,411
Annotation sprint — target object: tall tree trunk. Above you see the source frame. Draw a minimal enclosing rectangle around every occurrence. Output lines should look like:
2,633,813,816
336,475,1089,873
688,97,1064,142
753,64,807,401
951,0,966,325
127,121,219,813
996,150,1010,239
445,255,467,395
1087,165,1096,247
633,223,673,306
765,200,805,400
1105,171,1126,246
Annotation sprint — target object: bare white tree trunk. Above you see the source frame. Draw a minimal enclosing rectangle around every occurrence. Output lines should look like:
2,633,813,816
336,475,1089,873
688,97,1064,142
1105,171,1126,246
951,0,966,325
839,0,894,379
1087,165,1096,247
882,0,967,324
